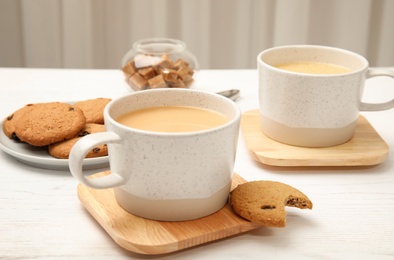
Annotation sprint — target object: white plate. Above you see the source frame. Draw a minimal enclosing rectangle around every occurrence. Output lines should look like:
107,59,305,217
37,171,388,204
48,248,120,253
0,120,109,171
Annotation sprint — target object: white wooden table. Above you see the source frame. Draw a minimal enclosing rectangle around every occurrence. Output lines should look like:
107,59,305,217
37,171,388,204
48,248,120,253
0,68,393,259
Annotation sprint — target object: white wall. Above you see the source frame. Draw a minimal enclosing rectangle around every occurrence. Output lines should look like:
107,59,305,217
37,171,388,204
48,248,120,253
1,0,393,69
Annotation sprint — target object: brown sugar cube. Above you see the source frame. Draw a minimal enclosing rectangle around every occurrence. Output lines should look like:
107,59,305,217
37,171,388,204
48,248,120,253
148,74,167,89
122,61,137,77
187,67,194,76
170,78,186,88
177,66,191,81
162,69,179,83
174,58,189,69
152,65,161,75
138,67,156,80
183,76,193,86
129,73,148,90
152,66,167,77
157,56,175,69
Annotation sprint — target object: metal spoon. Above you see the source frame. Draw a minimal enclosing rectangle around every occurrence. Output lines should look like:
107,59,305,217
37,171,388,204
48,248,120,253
217,89,240,101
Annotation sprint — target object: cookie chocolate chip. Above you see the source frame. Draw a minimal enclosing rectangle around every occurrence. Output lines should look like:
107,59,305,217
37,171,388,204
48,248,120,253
230,180,313,227
14,102,86,147
2,104,36,141
49,123,107,159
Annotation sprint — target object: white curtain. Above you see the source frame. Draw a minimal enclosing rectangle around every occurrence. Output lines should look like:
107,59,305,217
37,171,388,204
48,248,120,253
1,0,393,69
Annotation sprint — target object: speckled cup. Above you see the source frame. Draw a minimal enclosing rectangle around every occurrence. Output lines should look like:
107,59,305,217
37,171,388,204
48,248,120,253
258,45,394,147
69,89,241,221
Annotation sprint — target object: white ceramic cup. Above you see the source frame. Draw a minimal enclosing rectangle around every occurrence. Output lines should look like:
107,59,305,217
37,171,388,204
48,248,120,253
258,45,394,147
69,89,241,221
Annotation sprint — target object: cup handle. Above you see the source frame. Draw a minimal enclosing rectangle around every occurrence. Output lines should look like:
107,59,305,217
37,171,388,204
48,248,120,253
69,132,125,189
360,68,394,111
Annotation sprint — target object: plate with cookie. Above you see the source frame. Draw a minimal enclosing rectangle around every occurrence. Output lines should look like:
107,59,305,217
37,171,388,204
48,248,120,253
0,98,111,171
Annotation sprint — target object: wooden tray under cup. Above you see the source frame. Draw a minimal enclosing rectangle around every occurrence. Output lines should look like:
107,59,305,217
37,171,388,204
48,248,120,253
77,171,261,255
241,110,389,167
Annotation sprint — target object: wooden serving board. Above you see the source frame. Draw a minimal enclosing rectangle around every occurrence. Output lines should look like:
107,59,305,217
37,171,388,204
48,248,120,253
77,172,261,255
241,110,389,167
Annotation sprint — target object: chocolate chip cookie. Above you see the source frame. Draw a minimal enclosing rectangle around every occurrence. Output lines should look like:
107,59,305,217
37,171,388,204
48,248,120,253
48,123,107,159
74,98,111,124
230,180,313,227
14,102,86,146
2,104,36,140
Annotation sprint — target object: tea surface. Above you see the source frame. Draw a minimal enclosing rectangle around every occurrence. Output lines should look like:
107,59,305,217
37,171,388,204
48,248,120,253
275,61,351,74
116,106,229,132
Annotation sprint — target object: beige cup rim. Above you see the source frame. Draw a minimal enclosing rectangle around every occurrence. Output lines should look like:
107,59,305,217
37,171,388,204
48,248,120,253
257,44,369,77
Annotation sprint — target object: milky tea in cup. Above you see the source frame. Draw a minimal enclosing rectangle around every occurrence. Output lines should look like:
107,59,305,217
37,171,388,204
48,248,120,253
258,45,394,147
116,106,229,132
69,89,241,221
275,61,351,75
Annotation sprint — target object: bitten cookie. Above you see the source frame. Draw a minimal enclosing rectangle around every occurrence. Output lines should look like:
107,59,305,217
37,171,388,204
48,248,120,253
74,98,111,124
2,104,37,140
230,181,312,227
48,123,107,159
14,102,86,146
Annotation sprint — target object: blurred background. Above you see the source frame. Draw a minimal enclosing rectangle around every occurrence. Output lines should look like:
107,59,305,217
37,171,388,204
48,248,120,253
1,0,393,69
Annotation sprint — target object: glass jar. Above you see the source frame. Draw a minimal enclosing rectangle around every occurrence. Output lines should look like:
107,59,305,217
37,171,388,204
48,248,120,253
121,38,199,91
